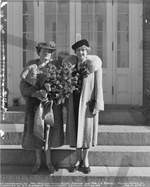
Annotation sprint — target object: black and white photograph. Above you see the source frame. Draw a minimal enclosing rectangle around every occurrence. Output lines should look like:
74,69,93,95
0,0,150,186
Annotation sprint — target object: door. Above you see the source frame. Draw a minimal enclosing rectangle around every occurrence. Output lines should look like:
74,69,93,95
75,0,143,105
113,0,131,104
112,0,143,105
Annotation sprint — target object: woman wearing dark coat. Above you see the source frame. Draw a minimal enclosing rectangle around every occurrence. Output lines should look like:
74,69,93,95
20,41,64,174
64,39,104,174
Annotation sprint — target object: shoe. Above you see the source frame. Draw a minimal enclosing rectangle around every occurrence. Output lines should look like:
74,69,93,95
79,160,83,167
54,164,59,171
47,163,55,174
32,163,41,174
69,160,83,173
78,160,84,172
82,166,91,174
68,165,79,172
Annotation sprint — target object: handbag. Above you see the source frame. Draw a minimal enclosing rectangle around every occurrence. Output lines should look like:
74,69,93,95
88,72,96,113
88,99,96,113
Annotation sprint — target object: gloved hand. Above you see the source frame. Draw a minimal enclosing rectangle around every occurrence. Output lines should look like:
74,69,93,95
92,108,99,115
44,83,51,92
32,89,48,101
79,66,90,78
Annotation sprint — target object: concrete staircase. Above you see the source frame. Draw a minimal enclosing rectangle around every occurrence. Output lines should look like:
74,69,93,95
1,106,150,186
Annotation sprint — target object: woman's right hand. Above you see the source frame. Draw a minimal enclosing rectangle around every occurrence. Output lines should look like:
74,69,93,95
32,90,47,101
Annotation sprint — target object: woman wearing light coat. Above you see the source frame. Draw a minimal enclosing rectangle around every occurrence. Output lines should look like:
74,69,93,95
64,39,104,174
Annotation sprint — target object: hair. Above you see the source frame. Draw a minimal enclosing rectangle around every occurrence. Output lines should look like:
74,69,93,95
74,45,91,53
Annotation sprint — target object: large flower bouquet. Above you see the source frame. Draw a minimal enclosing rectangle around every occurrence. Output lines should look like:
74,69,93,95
21,60,79,147
37,62,79,105
21,60,79,104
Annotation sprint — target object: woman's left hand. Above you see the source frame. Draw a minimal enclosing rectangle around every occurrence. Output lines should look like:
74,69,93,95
80,67,90,78
92,108,98,115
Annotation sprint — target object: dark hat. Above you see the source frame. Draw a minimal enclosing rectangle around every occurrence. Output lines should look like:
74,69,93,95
72,39,90,51
36,41,56,55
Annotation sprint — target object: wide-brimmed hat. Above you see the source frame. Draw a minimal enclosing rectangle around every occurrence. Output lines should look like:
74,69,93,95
36,41,56,55
72,39,90,51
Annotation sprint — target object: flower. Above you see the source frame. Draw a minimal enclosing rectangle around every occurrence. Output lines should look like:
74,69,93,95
71,61,90,94
79,61,90,78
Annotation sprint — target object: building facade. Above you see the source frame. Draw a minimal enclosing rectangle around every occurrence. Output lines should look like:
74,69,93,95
1,0,147,107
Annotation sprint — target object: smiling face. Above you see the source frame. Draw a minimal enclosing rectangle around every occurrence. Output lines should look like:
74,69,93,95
39,48,53,63
75,45,88,62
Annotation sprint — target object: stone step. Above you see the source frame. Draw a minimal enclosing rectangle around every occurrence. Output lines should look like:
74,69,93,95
1,124,150,145
1,145,150,167
99,125,150,145
99,108,145,125
1,104,146,125
1,166,150,187
1,111,25,124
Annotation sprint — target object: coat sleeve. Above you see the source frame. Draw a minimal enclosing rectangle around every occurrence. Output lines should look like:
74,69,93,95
94,59,104,111
20,79,37,98
20,60,39,98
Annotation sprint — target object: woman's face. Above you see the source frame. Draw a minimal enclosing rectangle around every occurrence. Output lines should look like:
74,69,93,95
75,46,88,62
39,48,52,63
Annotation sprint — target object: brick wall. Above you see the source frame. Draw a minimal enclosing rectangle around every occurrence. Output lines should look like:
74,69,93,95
143,0,150,105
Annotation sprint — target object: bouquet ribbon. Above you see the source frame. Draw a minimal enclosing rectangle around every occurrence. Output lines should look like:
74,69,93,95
33,100,54,150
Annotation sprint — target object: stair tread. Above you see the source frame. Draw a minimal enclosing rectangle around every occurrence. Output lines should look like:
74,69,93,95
2,144,150,152
3,106,145,126
1,124,150,133
1,166,150,177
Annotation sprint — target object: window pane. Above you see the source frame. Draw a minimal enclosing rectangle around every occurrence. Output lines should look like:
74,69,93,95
117,32,128,49
117,1,129,68
45,15,56,32
45,2,56,15
82,1,93,15
23,0,34,15
118,14,129,31
117,50,129,68
23,15,34,32
118,0,129,13
57,1,69,15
